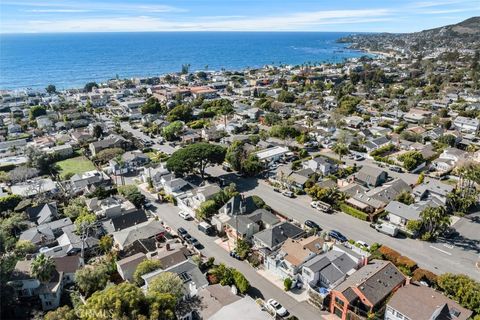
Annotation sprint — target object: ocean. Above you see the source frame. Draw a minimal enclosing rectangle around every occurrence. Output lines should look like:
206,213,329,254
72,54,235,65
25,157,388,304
0,32,365,90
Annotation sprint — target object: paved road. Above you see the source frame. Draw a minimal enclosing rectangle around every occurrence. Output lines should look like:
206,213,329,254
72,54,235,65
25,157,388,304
207,166,480,280
142,191,324,320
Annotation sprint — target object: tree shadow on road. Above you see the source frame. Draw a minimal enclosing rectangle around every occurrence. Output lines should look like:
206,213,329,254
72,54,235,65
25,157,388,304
215,173,260,193
437,234,480,254
247,286,264,300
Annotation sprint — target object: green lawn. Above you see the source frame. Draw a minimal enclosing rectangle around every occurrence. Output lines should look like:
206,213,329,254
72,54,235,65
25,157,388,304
56,155,95,179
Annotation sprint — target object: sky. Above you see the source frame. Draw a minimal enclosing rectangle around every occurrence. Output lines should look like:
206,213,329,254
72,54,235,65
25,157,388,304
0,0,479,34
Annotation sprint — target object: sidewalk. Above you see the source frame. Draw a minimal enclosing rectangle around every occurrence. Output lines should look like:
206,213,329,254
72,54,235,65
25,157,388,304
256,268,309,302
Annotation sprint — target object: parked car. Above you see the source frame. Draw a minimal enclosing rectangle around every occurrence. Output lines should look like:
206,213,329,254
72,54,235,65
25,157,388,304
355,240,369,249
177,227,189,239
328,230,348,242
273,188,281,193
267,299,288,317
304,220,321,230
353,154,365,161
390,166,403,173
188,237,201,248
198,221,215,236
282,190,294,198
178,211,191,220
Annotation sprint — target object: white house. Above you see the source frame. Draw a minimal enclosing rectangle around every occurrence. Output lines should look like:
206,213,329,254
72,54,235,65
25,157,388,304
453,116,479,134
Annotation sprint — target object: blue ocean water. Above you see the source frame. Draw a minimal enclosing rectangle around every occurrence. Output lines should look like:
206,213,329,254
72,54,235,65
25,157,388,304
0,32,364,90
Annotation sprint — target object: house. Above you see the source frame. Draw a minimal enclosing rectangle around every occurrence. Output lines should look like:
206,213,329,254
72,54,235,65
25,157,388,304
10,178,58,197
404,109,431,123
201,127,224,141
181,132,202,145
430,147,468,173
141,163,170,190
116,252,147,282
211,195,258,232
112,219,165,250
265,235,325,280
413,180,454,205
344,116,363,129
224,209,280,240
195,284,271,320
190,86,217,99
19,218,73,246
346,178,411,214
109,150,149,174
365,137,391,153
36,116,53,130
86,196,137,218
304,156,337,176
253,146,289,164
9,255,82,311
102,210,149,233
25,202,58,225
45,144,74,158
70,170,111,194
163,177,192,195
384,201,421,228
253,221,305,252
329,260,406,320
302,247,360,292
177,184,222,217
88,134,129,156
275,166,314,191
48,224,99,257
142,259,209,297
453,116,479,134
355,166,388,188
385,284,473,320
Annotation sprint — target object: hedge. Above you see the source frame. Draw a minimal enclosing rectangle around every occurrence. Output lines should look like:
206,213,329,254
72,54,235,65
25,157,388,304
378,246,401,263
339,203,369,221
412,268,438,285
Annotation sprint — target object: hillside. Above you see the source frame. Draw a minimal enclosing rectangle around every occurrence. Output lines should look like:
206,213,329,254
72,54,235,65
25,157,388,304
339,17,480,54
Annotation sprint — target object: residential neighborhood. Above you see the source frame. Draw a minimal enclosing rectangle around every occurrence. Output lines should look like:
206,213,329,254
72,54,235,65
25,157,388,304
1,17,480,320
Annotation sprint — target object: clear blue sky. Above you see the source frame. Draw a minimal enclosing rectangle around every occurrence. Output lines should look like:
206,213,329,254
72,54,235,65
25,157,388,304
1,0,479,33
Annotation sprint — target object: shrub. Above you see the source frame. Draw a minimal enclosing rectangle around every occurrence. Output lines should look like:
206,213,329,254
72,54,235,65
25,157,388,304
378,246,401,264
284,277,293,291
412,268,438,286
396,256,417,272
339,203,369,221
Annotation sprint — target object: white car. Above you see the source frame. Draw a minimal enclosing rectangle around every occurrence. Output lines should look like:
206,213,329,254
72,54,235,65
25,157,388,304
178,211,191,220
355,240,369,249
267,299,288,317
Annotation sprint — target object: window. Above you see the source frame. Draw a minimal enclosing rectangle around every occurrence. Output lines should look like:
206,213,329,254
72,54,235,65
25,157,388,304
335,297,345,307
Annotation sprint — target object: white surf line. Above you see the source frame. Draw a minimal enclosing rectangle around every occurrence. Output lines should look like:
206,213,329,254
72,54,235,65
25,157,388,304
429,245,452,255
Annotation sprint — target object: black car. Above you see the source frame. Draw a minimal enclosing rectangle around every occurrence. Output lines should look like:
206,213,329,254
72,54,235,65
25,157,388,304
304,220,321,230
329,230,348,242
177,227,189,239
187,237,201,248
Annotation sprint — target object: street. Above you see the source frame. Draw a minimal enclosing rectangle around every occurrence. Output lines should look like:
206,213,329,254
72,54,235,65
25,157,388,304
143,192,324,320
206,165,480,281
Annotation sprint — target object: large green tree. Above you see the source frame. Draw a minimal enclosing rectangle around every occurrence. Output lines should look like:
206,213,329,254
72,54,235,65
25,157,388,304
147,272,184,302
133,259,162,286
398,151,424,171
75,265,109,297
29,105,47,120
166,143,226,179
166,104,193,122
162,121,184,141
437,273,480,314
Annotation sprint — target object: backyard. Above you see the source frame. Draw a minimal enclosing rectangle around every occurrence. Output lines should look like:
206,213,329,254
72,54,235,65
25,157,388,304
55,154,95,179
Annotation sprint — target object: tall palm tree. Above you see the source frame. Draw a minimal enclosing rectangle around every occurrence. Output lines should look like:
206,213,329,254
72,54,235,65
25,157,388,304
420,206,450,238
332,143,349,161
31,253,55,283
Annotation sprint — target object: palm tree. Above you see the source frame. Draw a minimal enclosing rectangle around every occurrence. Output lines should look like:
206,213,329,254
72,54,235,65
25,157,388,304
31,253,55,283
420,206,451,239
332,143,349,161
